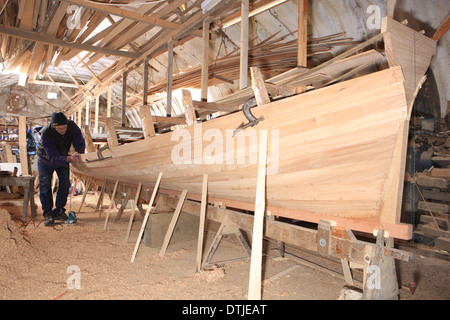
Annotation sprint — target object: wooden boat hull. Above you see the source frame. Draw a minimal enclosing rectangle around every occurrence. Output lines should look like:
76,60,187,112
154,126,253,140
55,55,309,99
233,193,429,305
73,66,413,239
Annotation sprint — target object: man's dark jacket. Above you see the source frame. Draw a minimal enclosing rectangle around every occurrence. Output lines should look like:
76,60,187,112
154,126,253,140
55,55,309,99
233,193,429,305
37,120,85,167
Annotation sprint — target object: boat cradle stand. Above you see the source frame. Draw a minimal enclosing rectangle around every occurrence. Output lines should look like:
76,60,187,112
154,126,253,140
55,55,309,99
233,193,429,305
157,194,413,300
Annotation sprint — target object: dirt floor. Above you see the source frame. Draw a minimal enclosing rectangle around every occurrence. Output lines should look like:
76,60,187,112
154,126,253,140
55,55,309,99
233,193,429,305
0,192,449,301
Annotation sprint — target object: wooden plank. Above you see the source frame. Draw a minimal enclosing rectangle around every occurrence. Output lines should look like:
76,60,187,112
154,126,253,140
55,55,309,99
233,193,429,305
83,125,95,153
248,129,268,300
297,0,307,93
159,189,188,257
250,67,270,106
380,120,409,225
125,182,142,242
182,90,196,126
122,72,127,127
59,0,201,35
140,105,156,138
103,180,119,230
418,201,449,214
166,40,174,117
105,117,119,148
431,168,450,179
416,175,449,189
201,19,211,101
0,27,139,59
382,16,437,113
131,172,162,263
196,174,208,273
240,0,249,89
18,116,28,176
432,14,450,41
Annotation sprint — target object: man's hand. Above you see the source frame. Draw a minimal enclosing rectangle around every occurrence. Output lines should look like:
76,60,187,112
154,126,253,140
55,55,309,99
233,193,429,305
66,152,81,163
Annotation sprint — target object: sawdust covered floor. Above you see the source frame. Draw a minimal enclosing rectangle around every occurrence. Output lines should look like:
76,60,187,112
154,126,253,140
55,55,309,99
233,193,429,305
0,193,449,301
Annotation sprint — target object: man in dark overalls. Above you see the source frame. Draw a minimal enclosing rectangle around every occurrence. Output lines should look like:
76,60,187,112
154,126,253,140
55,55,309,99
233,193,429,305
36,112,86,226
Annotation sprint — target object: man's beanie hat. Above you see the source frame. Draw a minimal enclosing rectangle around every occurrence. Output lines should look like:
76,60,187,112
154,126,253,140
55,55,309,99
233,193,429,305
51,112,68,126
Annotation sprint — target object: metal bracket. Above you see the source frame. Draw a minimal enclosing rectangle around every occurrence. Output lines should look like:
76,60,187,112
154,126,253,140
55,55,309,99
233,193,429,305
232,102,264,137
85,145,112,163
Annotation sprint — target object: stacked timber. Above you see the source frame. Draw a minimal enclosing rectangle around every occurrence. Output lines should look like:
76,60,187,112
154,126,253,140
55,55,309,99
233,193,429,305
413,133,450,251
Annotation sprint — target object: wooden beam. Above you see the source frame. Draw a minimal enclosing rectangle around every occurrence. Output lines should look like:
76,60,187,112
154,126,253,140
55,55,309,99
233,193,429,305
122,72,127,127
83,125,95,153
240,0,250,90
250,67,270,106
159,189,188,258
59,0,201,35
201,19,211,101
166,40,174,117
105,117,119,148
248,130,268,300
196,174,208,273
140,105,156,138
182,90,196,126
432,14,450,41
131,172,163,263
297,0,307,93
18,116,29,176
0,27,140,59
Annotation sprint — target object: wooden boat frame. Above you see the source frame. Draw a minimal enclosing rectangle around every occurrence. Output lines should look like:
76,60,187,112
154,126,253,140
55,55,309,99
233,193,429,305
72,17,437,242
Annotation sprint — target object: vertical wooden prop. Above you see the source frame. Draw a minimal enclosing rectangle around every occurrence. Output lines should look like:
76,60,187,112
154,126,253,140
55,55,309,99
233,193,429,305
159,189,188,258
125,182,142,242
131,173,163,263
248,130,268,300
104,180,119,230
18,116,29,176
196,174,208,273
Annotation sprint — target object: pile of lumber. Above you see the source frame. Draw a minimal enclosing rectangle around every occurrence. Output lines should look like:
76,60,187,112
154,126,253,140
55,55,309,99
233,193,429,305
146,33,361,95
413,134,450,252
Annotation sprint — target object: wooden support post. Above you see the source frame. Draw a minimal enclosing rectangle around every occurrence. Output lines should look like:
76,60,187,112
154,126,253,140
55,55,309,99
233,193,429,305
166,40,174,117
386,0,396,18
143,58,149,106
182,89,196,126
240,0,249,90
140,105,156,138
78,106,82,127
298,0,307,93
131,172,162,263
248,129,268,300
18,116,29,176
78,176,93,213
125,182,142,242
201,19,211,102
159,189,188,258
107,86,112,118
96,178,107,216
104,180,119,230
250,67,270,106
196,174,208,273
122,72,127,127
85,100,90,126
105,117,119,148
114,186,132,223
94,96,99,133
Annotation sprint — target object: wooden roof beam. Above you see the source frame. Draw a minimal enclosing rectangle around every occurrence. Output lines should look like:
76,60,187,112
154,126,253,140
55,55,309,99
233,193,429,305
59,0,202,37
0,27,140,59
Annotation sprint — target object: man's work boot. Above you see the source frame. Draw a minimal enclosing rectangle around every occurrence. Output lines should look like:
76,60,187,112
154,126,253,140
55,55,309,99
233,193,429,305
44,213,54,227
53,208,68,221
